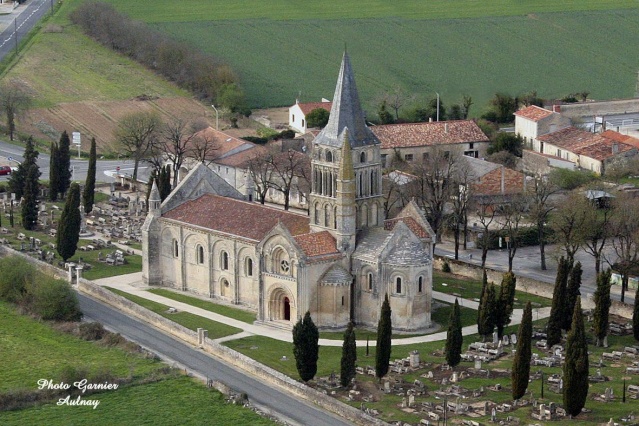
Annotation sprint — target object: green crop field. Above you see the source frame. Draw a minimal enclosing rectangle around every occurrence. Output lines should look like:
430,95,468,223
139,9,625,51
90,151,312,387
95,0,639,114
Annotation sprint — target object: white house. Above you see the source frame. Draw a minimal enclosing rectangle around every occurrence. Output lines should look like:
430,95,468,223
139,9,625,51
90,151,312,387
289,99,332,134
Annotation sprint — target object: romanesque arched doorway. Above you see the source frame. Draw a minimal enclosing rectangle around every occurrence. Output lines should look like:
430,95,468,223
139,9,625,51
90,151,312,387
284,297,291,321
268,287,295,322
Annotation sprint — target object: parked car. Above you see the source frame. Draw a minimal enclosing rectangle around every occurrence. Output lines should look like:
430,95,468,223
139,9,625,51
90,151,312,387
0,166,11,175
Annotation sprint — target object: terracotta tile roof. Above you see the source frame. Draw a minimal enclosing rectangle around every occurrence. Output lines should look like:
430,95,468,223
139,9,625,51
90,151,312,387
538,127,635,161
187,127,254,160
471,167,524,196
294,231,339,257
602,130,639,149
214,145,266,168
371,120,489,149
384,217,430,239
514,105,554,122
296,102,332,116
163,194,310,241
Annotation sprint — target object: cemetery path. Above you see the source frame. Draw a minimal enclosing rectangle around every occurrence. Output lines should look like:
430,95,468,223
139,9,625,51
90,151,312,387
92,273,552,347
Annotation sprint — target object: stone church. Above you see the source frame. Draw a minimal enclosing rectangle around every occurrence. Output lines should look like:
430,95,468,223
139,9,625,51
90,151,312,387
142,53,435,331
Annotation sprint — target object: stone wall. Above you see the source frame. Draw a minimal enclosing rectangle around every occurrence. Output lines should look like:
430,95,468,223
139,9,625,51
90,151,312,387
557,99,639,119
434,255,633,318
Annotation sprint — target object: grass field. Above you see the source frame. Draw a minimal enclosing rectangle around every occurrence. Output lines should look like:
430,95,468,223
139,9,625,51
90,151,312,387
93,0,639,113
104,287,243,339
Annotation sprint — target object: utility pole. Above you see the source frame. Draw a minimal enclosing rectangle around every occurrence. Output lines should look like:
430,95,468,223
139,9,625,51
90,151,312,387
436,92,440,122
211,104,219,130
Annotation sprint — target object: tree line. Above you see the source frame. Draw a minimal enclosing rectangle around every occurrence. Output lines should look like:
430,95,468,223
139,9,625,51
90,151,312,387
69,2,248,112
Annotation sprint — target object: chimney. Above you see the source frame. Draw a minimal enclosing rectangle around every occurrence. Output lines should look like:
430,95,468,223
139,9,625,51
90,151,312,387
501,167,505,195
553,104,561,113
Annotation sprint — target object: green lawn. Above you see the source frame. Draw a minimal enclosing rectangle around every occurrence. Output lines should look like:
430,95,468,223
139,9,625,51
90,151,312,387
0,301,159,392
104,0,639,21
148,288,256,324
0,375,274,425
434,271,552,309
104,287,243,339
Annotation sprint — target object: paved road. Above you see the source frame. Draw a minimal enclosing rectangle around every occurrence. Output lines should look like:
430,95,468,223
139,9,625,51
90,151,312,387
0,0,52,61
77,293,354,426
0,140,151,184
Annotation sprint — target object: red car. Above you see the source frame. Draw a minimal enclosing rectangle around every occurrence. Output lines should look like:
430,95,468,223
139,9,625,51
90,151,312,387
0,166,11,175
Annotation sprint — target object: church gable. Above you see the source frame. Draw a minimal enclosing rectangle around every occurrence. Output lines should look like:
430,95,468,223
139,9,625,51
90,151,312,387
161,163,244,214
390,200,435,241
379,221,431,266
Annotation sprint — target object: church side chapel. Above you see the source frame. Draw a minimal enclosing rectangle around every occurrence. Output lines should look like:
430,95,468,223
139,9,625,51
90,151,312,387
142,53,435,331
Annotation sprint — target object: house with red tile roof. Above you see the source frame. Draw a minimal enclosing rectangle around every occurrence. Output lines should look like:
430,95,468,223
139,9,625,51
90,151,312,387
289,99,332,133
514,105,571,150
142,54,436,332
371,120,490,167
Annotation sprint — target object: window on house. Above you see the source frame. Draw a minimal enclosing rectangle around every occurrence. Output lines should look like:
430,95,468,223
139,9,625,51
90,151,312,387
404,154,413,161
360,152,367,163
245,257,253,277
280,259,290,274
292,114,295,122
326,151,333,162
342,296,345,306
221,251,229,270
423,152,429,161
381,154,387,166
302,119,305,128
395,277,402,294
173,239,179,258
367,273,373,291
197,245,204,264
444,151,450,159
469,143,474,149
557,149,562,157
418,276,423,293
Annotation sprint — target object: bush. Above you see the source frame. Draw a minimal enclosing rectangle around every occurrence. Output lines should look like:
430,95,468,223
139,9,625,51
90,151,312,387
28,276,82,322
79,322,106,341
240,136,268,145
442,261,451,273
549,168,597,190
477,226,554,250
0,256,37,303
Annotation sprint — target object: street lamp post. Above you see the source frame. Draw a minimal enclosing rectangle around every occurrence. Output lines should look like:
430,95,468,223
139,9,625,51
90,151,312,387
211,104,219,130
436,92,440,122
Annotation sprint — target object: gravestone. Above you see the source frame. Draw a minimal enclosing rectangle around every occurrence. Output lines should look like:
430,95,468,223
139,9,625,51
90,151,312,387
451,372,458,383
475,359,482,370
408,394,415,407
493,331,499,344
511,334,517,345
401,397,406,408
503,335,509,345
539,404,546,420
409,350,420,368
384,381,390,393
491,407,497,422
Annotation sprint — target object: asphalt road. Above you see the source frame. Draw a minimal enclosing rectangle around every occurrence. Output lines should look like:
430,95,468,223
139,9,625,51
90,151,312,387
0,0,52,61
77,293,354,426
0,140,151,184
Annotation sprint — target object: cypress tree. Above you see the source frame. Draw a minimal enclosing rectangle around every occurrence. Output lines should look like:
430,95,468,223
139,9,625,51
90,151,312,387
160,164,172,201
292,311,319,382
478,276,496,340
547,257,569,347
495,272,517,338
563,298,589,417
83,138,97,214
21,164,39,230
445,298,463,368
511,302,533,400
375,293,392,380
564,261,582,331
634,285,639,342
49,142,59,201
56,183,82,262
477,270,488,334
340,321,357,387
8,136,38,199
57,131,72,196
593,269,612,347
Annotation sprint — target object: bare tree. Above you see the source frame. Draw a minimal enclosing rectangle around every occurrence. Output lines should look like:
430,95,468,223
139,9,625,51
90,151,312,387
551,192,588,265
580,190,615,275
501,195,527,272
450,165,474,259
114,111,161,181
382,172,410,219
190,129,220,165
383,86,414,121
161,118,200,186
0,79,32,141
408,148,457,248
609,193,639,303
526,173,559,270
267,147,310,211
246,149,273,205
474,195,500,268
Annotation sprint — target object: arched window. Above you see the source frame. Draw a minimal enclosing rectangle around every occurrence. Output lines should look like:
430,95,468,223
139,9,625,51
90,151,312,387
370,170,375,195
334,206,338,229
197,245,204,264
314,203,320,225
367,273,373,291
221,251,229,270
318,170,323,195
327,172,333,197
324,204,330,227
273,248,291,276
418,276,423,293
245,257,253,277
361,204,368,227
173,239,179,258
395,277,402,294
360,151,366,163
326,151,333,162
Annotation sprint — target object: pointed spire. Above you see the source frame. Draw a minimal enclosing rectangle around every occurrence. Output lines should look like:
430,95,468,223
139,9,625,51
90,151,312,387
314,52,379,149
149,180,161,202
338,129,354,181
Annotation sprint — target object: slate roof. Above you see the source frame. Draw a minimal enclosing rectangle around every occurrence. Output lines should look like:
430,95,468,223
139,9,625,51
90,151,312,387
353,228,393,261
313,52,380,149
162,194,310,242
384,217,430,239
514,105,554,122
371,120,489,149
538,127,634,161
297,102,332,116
320,264,352,285
385,236,431,266
294,231,340,258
